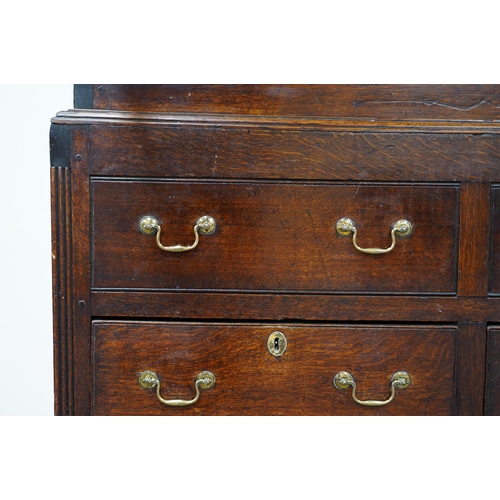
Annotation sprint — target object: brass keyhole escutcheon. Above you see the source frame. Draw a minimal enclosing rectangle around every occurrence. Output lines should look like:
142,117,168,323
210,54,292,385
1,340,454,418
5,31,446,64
267,331,287,357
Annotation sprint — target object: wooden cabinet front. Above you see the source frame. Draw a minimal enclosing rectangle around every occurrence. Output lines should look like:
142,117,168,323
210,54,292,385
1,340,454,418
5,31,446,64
51,84,500,416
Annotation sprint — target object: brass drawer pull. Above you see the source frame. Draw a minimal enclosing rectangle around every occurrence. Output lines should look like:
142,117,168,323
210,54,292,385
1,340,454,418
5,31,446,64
333,371,411,407
138,370,216,407
139,215,216,252
336,218,412,254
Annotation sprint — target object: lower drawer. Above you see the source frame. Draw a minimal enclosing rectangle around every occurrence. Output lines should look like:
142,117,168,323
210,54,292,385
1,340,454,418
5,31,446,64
92,322,457,415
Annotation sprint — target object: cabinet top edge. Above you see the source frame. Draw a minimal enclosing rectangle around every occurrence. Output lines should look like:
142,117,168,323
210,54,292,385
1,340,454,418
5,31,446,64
52,109,500,133
76,84,500,122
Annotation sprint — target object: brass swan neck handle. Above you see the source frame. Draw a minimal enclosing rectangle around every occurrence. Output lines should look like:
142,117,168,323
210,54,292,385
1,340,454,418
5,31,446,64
138,370,216,407
333,371,411,407
139,215,216,253
336,218,412,255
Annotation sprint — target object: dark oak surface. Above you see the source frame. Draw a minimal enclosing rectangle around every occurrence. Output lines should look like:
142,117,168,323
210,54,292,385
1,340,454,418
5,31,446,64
455,323,487,415
486,327,500,415
51,166,73,415
87,124,500,182
458,182,491,297
80,84,500,121
93,322,456,416
51,84,500,415
490,186,500,294
92,180,458,293
90,293,500,323
70,128,92,416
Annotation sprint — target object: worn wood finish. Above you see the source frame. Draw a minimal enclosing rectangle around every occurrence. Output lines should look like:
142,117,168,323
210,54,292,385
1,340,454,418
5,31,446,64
458,182,491,297
92,322,456,416
90,292,500,323
69,127,92,416
490,186,500,294
87,124,500,182
88,85,500,120
52,84,500,415
51,166,73,415
455,323,487,416
92,180,458,293
486,326,500,415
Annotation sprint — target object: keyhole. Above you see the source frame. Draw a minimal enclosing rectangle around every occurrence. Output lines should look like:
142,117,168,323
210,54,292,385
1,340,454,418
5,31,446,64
274,337,281,353
268,331,286,357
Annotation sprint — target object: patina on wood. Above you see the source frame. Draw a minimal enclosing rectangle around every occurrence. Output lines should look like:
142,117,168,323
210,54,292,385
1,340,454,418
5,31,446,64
51,84,500,415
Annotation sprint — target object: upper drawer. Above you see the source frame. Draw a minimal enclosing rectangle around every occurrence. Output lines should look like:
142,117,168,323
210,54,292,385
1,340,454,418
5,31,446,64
92,180,459,294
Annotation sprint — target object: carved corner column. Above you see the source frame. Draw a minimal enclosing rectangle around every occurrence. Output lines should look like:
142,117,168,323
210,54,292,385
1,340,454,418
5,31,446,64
50,124,91,415
51,164,73,415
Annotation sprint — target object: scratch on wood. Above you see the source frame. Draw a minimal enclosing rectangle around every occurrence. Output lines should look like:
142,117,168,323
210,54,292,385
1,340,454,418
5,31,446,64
354,98,499,111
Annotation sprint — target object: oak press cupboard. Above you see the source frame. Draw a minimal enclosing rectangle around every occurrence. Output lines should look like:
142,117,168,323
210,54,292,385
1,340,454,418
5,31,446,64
50,84,500,415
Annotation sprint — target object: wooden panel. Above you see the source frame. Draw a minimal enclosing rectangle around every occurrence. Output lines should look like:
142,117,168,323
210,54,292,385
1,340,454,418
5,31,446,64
455,323,487,416
91,180,459,294
88,125,500,182
92,322,457,416
490,186,500,293
52,85,500,417
486,326,500,415
91,292,500,323
92,84,500,120
70,128,93,416
458,182,491,297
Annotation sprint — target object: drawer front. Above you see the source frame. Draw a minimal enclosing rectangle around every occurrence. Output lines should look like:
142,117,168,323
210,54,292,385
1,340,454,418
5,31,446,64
92,180,459,293
486,326,500,415
92,322,457,416
491,186,500,294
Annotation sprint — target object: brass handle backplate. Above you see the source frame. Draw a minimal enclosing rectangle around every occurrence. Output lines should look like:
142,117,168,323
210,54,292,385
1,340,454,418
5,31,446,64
336,218,412,254
333,371,411,407
138,370,216,407
139,215,216,252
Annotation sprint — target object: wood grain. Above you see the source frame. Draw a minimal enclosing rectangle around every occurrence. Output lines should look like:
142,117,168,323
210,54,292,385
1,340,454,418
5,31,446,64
455,323,487,415
91,84,500,120
486,326,500,415
87,125,500,182
51,166,73,415
70,127,92,416
490,186,500,294
458,182,491,297
51,85,500,416
90,292,500,323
